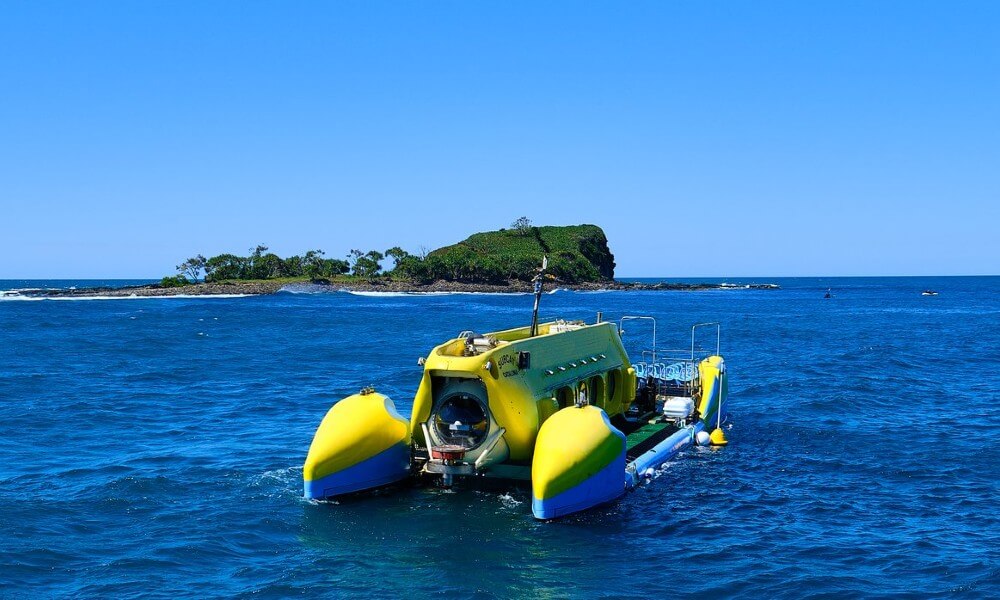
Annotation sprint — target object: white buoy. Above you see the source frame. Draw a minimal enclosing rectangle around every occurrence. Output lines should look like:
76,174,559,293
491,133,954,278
642,468,655,479
696,431,711,446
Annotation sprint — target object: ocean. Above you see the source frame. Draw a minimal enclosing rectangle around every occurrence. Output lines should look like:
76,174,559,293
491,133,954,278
1,277,997,598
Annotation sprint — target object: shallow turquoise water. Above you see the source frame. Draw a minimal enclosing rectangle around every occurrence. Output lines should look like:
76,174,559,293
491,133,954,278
1,278,998,598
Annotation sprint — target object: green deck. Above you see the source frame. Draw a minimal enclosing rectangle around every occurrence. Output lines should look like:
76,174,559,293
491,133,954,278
625,422,671,451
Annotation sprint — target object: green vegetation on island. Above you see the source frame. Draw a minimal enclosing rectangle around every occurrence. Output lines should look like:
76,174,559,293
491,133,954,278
19,219,780,298
418,221,615,284
163,219,617,287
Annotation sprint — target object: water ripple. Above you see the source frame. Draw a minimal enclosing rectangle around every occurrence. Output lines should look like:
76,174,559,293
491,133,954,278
1,277,998,597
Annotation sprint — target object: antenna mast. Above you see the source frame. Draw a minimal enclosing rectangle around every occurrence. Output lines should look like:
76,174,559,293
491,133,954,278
530,255,548,337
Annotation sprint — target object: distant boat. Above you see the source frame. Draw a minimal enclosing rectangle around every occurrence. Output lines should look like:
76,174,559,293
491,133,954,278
922,290,939,296
824,288,832,299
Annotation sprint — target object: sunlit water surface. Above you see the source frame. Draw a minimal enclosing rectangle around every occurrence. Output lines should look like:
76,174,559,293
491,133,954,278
1,277,997,598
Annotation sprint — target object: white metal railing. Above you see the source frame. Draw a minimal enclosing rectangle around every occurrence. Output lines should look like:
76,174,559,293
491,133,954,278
690,322,721,358
619,317,723,400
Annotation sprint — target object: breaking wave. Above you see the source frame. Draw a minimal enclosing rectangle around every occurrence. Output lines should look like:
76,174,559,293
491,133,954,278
0,293,252,301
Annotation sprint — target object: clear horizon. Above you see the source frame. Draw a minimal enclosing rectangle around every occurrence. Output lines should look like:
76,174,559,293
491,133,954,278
3,2,998,278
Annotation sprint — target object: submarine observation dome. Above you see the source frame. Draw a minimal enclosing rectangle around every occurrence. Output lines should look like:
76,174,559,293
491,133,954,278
433,389,490,449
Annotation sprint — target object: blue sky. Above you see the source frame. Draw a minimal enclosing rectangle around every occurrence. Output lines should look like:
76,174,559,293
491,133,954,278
2,1,997,278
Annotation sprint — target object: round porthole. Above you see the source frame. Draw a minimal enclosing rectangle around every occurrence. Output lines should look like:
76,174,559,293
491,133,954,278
433,393,489,449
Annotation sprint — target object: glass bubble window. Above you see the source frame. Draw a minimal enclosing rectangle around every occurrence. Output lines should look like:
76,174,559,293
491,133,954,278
433,393,489,449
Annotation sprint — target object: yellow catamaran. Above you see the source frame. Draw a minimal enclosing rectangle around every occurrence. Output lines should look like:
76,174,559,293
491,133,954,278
304,259,729,519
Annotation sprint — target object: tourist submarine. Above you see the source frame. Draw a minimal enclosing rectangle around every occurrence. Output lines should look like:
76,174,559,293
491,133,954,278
303,266,729,519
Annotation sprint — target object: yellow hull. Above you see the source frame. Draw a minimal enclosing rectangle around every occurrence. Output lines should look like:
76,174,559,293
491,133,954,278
410,320,635,463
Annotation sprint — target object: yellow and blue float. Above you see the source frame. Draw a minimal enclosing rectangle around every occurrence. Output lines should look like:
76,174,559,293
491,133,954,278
303,389,411,498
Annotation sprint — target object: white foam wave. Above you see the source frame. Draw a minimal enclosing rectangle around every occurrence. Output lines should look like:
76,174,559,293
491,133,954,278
498,492,523,508
277,284,328,294
0,293,251,302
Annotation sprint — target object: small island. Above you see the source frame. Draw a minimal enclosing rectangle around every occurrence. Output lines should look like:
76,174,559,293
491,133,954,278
22,220,779,297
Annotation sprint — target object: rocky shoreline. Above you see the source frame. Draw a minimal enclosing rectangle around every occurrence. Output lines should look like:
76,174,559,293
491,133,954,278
6,279,779,298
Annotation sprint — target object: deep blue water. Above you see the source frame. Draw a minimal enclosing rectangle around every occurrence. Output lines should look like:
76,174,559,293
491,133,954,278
1,277,998,598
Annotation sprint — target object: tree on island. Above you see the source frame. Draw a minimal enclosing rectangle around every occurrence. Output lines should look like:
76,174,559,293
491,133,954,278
177,255,207,283
245,244,277,279
282,254,304,276
252,253,284,279
348,249,384,281
302,249,349,280
160,275,189,288
512,216,533,235
302,249,327,279
385,246,434,282
384,246,410,269
204,254,247,281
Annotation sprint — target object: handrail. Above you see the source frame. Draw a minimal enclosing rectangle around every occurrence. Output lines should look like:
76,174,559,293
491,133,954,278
621,316,722,367
691,322,721,358
619,316,656,361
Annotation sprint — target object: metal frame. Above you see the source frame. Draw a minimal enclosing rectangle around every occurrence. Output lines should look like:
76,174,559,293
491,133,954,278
619,317,723,400
690,322,721,359
619,316,657,360
620,317,721,362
